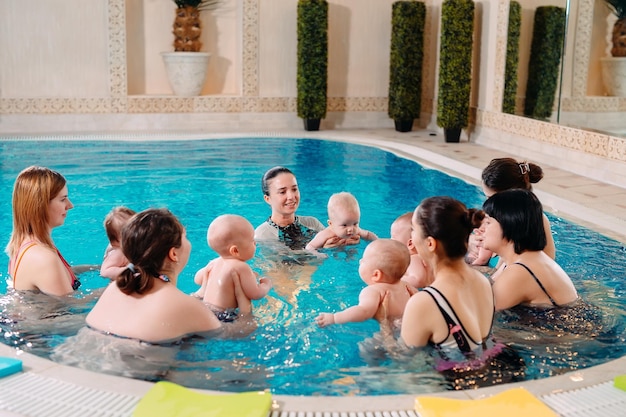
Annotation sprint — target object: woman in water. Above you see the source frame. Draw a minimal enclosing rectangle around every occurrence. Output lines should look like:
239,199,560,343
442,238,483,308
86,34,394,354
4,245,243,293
87,208,252,344
481,189,578,311
481,157,556,260
5,166,80,295
255,166,325,250
399,197,523,388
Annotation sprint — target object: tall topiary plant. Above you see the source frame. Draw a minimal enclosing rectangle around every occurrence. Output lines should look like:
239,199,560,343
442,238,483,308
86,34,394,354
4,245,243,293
523,6,566,120
388,1,426,133
297,0,328,131
437,0,475,143
503,1,521,115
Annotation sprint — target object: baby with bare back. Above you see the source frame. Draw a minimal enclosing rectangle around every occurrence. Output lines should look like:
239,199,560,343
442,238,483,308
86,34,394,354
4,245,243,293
390,212,432,289
194,214,272,321
315,239,416,328
100,206,136,280
305,191,377,251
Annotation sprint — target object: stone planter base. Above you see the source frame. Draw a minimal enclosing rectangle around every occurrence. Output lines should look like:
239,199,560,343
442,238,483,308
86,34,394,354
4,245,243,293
601,57,626,97
161,52,211,97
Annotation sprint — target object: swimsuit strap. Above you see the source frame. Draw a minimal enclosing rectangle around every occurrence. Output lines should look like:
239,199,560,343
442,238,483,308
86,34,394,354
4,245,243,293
423,287,476,354
9,241,38,286
56,249,80,290
513,262,557,306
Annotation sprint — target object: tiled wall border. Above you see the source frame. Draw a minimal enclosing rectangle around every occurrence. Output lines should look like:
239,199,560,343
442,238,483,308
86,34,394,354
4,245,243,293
0,0,391,115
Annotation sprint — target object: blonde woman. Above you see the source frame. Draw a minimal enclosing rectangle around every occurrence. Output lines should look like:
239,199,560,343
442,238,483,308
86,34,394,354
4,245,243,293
5,166,79,296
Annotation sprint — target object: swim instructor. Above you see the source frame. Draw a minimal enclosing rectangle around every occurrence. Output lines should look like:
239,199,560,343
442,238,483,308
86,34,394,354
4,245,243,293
255,166,325,250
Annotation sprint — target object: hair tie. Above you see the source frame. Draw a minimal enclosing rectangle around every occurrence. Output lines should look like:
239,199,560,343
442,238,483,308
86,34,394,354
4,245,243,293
126,263,135,273
519,162,530,175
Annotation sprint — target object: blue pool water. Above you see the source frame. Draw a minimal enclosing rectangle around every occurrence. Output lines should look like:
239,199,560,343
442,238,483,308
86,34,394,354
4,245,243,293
0,137,624,396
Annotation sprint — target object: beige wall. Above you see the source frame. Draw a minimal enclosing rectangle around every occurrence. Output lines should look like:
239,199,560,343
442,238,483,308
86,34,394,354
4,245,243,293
0,0,625,170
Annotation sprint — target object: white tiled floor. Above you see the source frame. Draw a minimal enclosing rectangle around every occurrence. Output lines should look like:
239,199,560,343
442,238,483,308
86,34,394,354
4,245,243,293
1,129,625,415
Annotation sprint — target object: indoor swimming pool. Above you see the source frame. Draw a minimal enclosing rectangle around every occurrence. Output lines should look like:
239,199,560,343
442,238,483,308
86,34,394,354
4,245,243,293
0,137,624,396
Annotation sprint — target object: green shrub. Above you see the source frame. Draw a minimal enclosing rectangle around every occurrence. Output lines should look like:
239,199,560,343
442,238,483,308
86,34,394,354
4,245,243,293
523,6,566,119
297,0,328,120
437,0,475,129
388,1,426,122
503,1,521,114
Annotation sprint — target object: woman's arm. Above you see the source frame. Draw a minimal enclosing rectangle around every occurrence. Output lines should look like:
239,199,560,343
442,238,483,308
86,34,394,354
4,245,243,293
491,264,531,310
400,292,433,347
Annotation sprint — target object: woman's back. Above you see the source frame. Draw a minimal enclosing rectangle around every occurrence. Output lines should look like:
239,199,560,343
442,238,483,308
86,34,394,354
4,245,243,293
87,281,219,343
403,265,493,351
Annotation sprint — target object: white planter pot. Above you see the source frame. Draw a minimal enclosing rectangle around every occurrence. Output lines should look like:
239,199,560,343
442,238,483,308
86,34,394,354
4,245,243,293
601,57,626,97
161,52,211,97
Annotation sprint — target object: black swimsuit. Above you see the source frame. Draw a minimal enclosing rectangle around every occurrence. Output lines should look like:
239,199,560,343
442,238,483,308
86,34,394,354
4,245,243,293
267,216,317,250
513,262,558,306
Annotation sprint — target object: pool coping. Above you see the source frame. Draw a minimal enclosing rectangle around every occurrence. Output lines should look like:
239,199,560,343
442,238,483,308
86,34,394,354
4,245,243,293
1,130,625,414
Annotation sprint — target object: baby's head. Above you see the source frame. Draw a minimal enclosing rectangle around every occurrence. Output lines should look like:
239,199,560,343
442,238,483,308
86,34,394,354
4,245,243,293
327,192,361,238
360,239,410,284
390,212,413,245
207,214,256,261
104,206,136,247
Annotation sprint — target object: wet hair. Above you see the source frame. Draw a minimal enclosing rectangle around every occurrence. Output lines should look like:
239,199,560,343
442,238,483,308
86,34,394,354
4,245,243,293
261,166,294,196
6,166,67,257
482,189,546,254
117,208,184,295
414,196,483,259
481,157,543,193
104,206,136,245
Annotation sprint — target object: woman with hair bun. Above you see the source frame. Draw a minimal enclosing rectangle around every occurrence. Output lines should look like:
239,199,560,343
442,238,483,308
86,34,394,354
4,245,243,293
481,157,555,260
481,189,578,311
401,197,498,357
86,208,251,344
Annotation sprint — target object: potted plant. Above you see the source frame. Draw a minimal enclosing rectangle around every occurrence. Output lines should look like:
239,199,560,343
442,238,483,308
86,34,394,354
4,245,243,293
388,1,426,133
523,6,566,119
297,0,328,131
503,1,521,115
436,0,475,143
601,0,626,96
161,0,219,97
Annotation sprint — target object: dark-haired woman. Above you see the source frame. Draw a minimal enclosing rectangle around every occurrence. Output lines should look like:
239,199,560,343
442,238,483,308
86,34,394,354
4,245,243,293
481,157,555,259
401,197,494,353
481,189,578,311
86,208,250,344
254,166,325,250
399,197,522,387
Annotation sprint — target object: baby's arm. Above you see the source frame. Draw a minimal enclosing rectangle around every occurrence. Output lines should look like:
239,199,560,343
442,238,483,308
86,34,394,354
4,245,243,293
306,228,334,251
316,286,380,327
358,228,378,241
238,264,272,300
99,248,129,280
